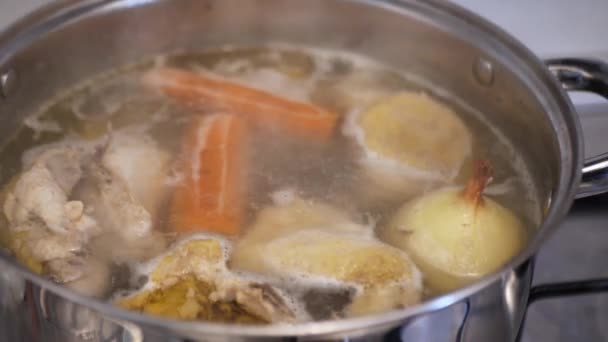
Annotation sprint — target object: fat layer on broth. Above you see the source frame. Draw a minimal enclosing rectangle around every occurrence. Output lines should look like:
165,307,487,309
0,46,539,324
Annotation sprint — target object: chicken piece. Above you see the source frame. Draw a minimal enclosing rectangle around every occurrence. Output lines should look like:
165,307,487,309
118,236,300,324
77,162,152,241
24,224,85,262
6,230,44,274
101,134,170,219
46,256,111,298
3,147,95,235
1,145,125,297
5,213,85,264
89,230,167,264
35,147,87,192
66,134,171,262
230,199,422,317
1,173,59,274
10,218,110,298
46,256,91,284
63,201,99,235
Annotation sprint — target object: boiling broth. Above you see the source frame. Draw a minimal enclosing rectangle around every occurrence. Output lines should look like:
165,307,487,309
0,45,539,323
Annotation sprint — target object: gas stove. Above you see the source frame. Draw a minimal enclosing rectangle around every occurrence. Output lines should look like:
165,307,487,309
1,1,608,342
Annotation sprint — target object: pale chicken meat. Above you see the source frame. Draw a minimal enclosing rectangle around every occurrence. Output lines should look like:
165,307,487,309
77,162,153,240
3,147,96,236
7,222,84,272
1,147,109,296
73,135,169,262
46,256,111,298
101,134,170,219
2,135,170,296
23,223,85,262
87,230,167,265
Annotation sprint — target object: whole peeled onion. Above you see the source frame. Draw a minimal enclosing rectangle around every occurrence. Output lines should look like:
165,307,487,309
378,161,527,293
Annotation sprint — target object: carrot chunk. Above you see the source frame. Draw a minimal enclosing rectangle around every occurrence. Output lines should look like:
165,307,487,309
170,114,249,235
143,67,338,141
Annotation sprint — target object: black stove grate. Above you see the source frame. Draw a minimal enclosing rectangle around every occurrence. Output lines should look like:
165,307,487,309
514,278,608,342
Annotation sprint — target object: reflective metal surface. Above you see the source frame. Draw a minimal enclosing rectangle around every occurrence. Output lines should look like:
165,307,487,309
545,59,608,198
547,59,608,98
0,68,16,98
516,102,608,342
0,261,535,342
0,0,599,341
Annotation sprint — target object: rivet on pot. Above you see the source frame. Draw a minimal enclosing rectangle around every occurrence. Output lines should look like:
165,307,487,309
473,57,494,86
0,69,16,99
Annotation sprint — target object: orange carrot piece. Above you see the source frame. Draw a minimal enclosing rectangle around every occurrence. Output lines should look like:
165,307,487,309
170,113,249,235
143,67,339,141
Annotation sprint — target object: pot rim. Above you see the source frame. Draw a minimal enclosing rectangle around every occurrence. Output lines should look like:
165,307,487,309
0,0,583,338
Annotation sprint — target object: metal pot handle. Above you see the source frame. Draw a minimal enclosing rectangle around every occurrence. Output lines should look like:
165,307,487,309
515,60,608,341
545,58,608,199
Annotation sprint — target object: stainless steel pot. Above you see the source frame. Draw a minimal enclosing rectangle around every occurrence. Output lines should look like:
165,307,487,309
1,1,608,341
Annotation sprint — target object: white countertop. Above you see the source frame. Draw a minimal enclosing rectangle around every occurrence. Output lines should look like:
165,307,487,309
1,0,607,59
2,0,607,105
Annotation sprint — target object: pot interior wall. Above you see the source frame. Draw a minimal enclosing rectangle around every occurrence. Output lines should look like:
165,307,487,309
0,0,573,235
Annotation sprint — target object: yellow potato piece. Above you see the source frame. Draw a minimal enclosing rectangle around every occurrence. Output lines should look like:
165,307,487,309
380,187,527,293
266,230,411,286
150,238,225,284
357,92,472,180
261,230,421,316
230,199,368,274
231,199,421,316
